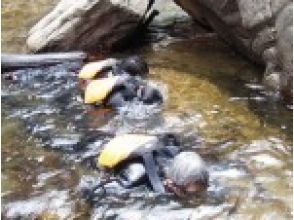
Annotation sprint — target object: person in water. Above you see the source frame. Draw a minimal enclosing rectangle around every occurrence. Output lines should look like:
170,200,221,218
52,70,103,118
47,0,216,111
84,134,209,200
78,56,163,108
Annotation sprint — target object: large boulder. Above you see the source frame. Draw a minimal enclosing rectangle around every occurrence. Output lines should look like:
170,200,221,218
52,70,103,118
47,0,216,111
27,0,154,53
174,0,293,100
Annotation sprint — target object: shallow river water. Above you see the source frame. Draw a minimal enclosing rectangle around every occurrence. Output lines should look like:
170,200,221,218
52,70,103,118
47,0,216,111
2,1,293,219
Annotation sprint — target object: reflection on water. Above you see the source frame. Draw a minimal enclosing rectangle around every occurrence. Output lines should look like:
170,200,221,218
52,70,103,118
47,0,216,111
1,1,293,219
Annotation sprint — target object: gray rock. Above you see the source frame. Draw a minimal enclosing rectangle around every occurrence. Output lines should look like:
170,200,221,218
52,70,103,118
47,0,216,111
275,4,293,99
27,0,152,53
174,0,293,100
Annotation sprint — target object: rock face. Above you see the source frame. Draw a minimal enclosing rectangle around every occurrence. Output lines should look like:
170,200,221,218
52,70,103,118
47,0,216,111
27,0,153,53
174,0,293,100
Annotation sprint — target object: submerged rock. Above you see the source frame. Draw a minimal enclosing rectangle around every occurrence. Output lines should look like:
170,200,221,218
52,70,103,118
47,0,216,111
174,0,293,100
27,0,155,53
4,190,73,219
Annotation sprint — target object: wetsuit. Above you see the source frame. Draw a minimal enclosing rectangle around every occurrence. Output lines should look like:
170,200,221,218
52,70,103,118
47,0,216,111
84,144,181,201
105,76,163,108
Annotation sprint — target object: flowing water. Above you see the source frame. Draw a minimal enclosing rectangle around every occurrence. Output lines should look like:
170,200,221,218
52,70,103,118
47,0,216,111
1,1,293,219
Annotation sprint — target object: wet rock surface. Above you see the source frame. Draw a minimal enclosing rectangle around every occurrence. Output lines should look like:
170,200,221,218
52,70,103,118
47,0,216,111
174,0,293,100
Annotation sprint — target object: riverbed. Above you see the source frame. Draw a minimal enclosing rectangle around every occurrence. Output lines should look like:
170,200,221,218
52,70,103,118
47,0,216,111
2,1,293,219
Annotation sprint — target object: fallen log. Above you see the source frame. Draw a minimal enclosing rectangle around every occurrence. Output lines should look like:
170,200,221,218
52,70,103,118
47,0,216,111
1,52,87,71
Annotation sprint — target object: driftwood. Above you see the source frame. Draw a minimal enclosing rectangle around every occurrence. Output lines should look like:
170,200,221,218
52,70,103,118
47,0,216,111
1,52,87,71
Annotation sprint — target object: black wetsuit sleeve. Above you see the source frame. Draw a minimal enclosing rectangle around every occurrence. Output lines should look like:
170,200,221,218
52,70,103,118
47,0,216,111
154,145,181,177
142,152,165,193
106,92,126,108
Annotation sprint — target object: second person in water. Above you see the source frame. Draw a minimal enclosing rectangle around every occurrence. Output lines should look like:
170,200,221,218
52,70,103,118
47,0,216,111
78,56,163,108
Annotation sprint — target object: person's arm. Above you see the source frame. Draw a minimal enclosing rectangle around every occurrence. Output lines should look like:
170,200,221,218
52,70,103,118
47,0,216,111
142,152,165,193
105,92,126,108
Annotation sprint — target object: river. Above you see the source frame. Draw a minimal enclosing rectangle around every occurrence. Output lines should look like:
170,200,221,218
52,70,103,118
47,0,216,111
2,1,292,219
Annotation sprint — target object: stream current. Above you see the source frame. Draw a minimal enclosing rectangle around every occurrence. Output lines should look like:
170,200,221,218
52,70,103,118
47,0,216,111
2,1,293,219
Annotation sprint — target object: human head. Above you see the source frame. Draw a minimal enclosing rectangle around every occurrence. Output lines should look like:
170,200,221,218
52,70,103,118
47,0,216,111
166,151,209,197
137,84,163,105
118,55,149,76
160,133,180,147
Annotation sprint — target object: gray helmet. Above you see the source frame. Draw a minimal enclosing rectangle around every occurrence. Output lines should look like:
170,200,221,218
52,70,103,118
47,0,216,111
167,151,209,187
